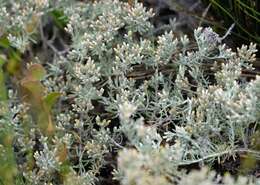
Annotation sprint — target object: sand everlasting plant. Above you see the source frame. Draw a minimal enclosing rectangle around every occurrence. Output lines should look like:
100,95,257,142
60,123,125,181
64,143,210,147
0,0,259,185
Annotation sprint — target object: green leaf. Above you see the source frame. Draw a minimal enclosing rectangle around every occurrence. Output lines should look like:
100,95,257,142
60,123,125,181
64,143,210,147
0,55,5,67
0,37,10,49
37,109,55,136
0,56,7,101
6,51,21,76
0,125,17,185
27,64,46,81
50,10,69,29
21,79,45,98
43,92,61,109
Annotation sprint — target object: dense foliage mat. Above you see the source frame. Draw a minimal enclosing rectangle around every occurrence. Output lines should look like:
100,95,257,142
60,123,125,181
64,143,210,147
0,0,260,184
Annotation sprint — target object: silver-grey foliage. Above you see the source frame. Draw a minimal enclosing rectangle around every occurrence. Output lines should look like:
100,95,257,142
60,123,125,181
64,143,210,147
0,0,259,184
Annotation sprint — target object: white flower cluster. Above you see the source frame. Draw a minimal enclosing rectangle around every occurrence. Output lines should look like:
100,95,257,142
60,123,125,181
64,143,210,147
119,101,137,121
